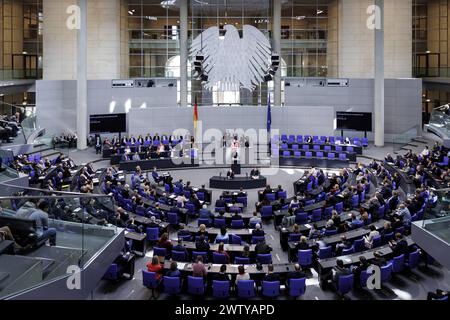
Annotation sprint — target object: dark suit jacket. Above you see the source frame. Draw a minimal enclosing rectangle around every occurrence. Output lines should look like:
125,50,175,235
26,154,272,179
195,241,210,252
287,271,306,280
252,229,265,237
255,243,272,255
264,273,280,282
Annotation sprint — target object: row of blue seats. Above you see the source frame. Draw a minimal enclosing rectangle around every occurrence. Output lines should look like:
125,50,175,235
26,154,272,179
275,135,369,147
142,271,307,299
279,143,357,153
277,150,349,161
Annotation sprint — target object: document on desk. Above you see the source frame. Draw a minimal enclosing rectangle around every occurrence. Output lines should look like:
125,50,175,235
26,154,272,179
169,194,176,199
304,224,312,229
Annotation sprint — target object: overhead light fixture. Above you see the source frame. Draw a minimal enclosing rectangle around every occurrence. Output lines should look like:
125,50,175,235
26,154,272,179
317,10,324,14
22,51,28,54
160,0,176,8
128,9,135,15
425,50,431,54
146,16,157,21
0,94,4,97
426,99,431,102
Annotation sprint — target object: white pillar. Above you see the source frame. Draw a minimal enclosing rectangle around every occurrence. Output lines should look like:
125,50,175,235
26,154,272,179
180,0,188,108
273,0,281,107
77,0,87,150
374,0,384,147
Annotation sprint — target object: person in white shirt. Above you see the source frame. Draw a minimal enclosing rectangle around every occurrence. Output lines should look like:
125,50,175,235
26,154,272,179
364,225,380,249
235,265,250,286
421,146,430,157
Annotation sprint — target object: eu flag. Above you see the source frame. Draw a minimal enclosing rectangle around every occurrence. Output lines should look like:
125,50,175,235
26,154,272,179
267,95,272,133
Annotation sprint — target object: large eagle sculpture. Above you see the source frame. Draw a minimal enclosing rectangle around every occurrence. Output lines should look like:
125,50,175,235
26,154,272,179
190,24,272,92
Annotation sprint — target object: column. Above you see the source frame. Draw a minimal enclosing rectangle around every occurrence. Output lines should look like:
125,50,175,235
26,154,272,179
180,0,188,108
272,0,281,107
77,0,87,150
374,0,384,147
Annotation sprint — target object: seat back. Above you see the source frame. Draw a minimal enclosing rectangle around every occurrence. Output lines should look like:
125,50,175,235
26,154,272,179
163,276,181,294
229,234,242,245
251,235,266,244
288,278,306,297
381,262,393,283
353,238,365,252
146,227,159,241
311,209,322,222
256,254,272,264
392,254,405,273
341,246,354,256
212,252,228,264
372,235,382,248
192,251,208,262
212,280,230,298
288,233,301,242
214,218,226,228
335,202,344,213
235,257,250,264
298,249,312,267
407,250,420,269
262,281,280,297
167,212,179,225
318,246,332,259
231,219,244,229
153,247,167,258
295,212,308,224
187,276,205,295
102,263,119,280
337,274,354,295
237,280,256,298
142,270,158,288
171,250,187,262
261,206,273,218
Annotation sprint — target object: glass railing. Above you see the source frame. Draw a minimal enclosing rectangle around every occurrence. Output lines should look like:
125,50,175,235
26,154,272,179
392,125,420,153
420,189,450,244
0,185,119,299
428,107,450,137
0,69,42,80
414,67,450,78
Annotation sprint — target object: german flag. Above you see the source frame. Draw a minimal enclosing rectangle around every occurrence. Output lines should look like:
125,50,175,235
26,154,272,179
193,95,199,138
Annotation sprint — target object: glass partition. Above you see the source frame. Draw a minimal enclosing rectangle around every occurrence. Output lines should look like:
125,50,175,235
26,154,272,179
392,125,420,153
419,189,450,243
428,106,450,137
0,185,119,299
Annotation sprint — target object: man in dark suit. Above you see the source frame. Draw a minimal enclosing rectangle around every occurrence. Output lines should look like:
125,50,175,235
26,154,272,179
335,235,352,256
332,259,351,289
263,264,280,282
215,196,226,208
231,211,242,221
389,233,409,257
371,251,387,267
252,224,265,237
172,239,188,255
255,240,272,255
195,235,210,252
287,263,306,281
213,264,231,282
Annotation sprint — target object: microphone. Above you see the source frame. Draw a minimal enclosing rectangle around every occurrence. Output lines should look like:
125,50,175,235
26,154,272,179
246,172,248,178
219,172,222,178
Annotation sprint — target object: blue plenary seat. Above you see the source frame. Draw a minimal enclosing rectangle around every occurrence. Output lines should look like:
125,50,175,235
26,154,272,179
288,278,306,298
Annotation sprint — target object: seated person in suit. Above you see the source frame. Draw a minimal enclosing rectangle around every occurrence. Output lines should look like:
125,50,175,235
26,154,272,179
227,168,235,179
172,239,188,256
335,235,352,256
371,251,387,267
252,224,265,237
352,256,369,288
151,167,161,183
250,168,260,179
166,261,181,278
213,264,231,282
295,236,310,251
255,239,272,255
263,264,280,282
388,233,409,258
199,204,214,223
332,259,351,289
231,211,242,221
195,235,210,252
287,263,306,282
215,196,226,208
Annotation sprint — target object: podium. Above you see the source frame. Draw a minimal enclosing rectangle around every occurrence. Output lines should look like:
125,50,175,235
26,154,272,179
231,161,241,174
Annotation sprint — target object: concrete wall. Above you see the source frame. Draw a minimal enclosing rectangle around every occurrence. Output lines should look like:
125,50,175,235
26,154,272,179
285,78,422,138
337,0,412,78
36,78,421,141
42,0,122,80
36,79,177,135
